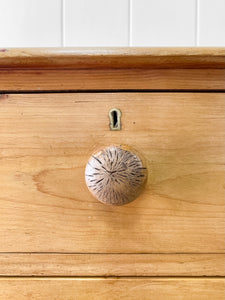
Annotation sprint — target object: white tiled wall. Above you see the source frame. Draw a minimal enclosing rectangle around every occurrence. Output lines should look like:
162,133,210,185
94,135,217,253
132,0,196,46
0,0,62,47
0,0,224,47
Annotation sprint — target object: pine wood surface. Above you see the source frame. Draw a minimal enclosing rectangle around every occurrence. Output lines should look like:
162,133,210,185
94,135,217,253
1,48,224,296
0,69,224,91
0,92,224,253
0,278,224,300
0,47,224,69
0,254,224,277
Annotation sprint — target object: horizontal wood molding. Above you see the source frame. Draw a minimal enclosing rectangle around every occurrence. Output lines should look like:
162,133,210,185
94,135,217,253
0,69,224,92
0,278,224,300
0,48,224,69
0,254,224,277
0,93,224,253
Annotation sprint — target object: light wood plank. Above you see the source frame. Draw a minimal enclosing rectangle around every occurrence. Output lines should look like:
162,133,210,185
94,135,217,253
0,47,224,69
0,278,224,300
0,254,224,276
0,93,224,253
0,69,224,91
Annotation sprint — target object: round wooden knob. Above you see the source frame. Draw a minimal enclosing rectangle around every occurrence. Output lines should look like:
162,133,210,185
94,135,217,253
85,145,147,205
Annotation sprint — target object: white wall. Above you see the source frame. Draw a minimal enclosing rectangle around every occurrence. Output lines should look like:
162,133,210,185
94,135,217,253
0,0,224,47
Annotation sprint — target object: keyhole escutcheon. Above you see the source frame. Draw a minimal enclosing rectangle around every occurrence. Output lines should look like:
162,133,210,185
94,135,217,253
109,108,121,131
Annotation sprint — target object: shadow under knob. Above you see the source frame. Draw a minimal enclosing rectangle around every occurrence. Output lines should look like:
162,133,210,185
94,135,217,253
85,145,147,205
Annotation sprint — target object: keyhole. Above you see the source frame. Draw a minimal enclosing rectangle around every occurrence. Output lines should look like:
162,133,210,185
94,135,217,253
109,108,121,131
112,110,118,127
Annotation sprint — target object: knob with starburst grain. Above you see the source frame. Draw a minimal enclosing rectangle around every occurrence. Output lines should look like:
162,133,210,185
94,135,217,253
85,145,148,205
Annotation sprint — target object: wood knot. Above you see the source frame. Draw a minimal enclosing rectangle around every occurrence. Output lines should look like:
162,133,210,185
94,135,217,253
85,145,147,205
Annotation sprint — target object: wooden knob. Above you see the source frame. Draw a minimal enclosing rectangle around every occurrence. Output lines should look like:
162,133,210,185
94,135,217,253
85,145,147,205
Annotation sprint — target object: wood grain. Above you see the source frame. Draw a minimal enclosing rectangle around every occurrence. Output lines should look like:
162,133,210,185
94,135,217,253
0,93,224,253
0,278,224,300
0,69,224,92
0,47,224,69
0,254,224,276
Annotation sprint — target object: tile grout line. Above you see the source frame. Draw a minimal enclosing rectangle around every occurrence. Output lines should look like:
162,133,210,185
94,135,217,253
195,0,199,46
61,0,65,47
128,0,132,47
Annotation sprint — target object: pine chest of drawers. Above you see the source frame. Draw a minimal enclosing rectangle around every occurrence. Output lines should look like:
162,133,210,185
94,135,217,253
0,48,224,299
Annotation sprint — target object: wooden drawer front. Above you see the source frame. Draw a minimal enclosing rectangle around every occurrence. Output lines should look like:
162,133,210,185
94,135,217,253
0,253,224,277
0,92,224,253
0,278,224,300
